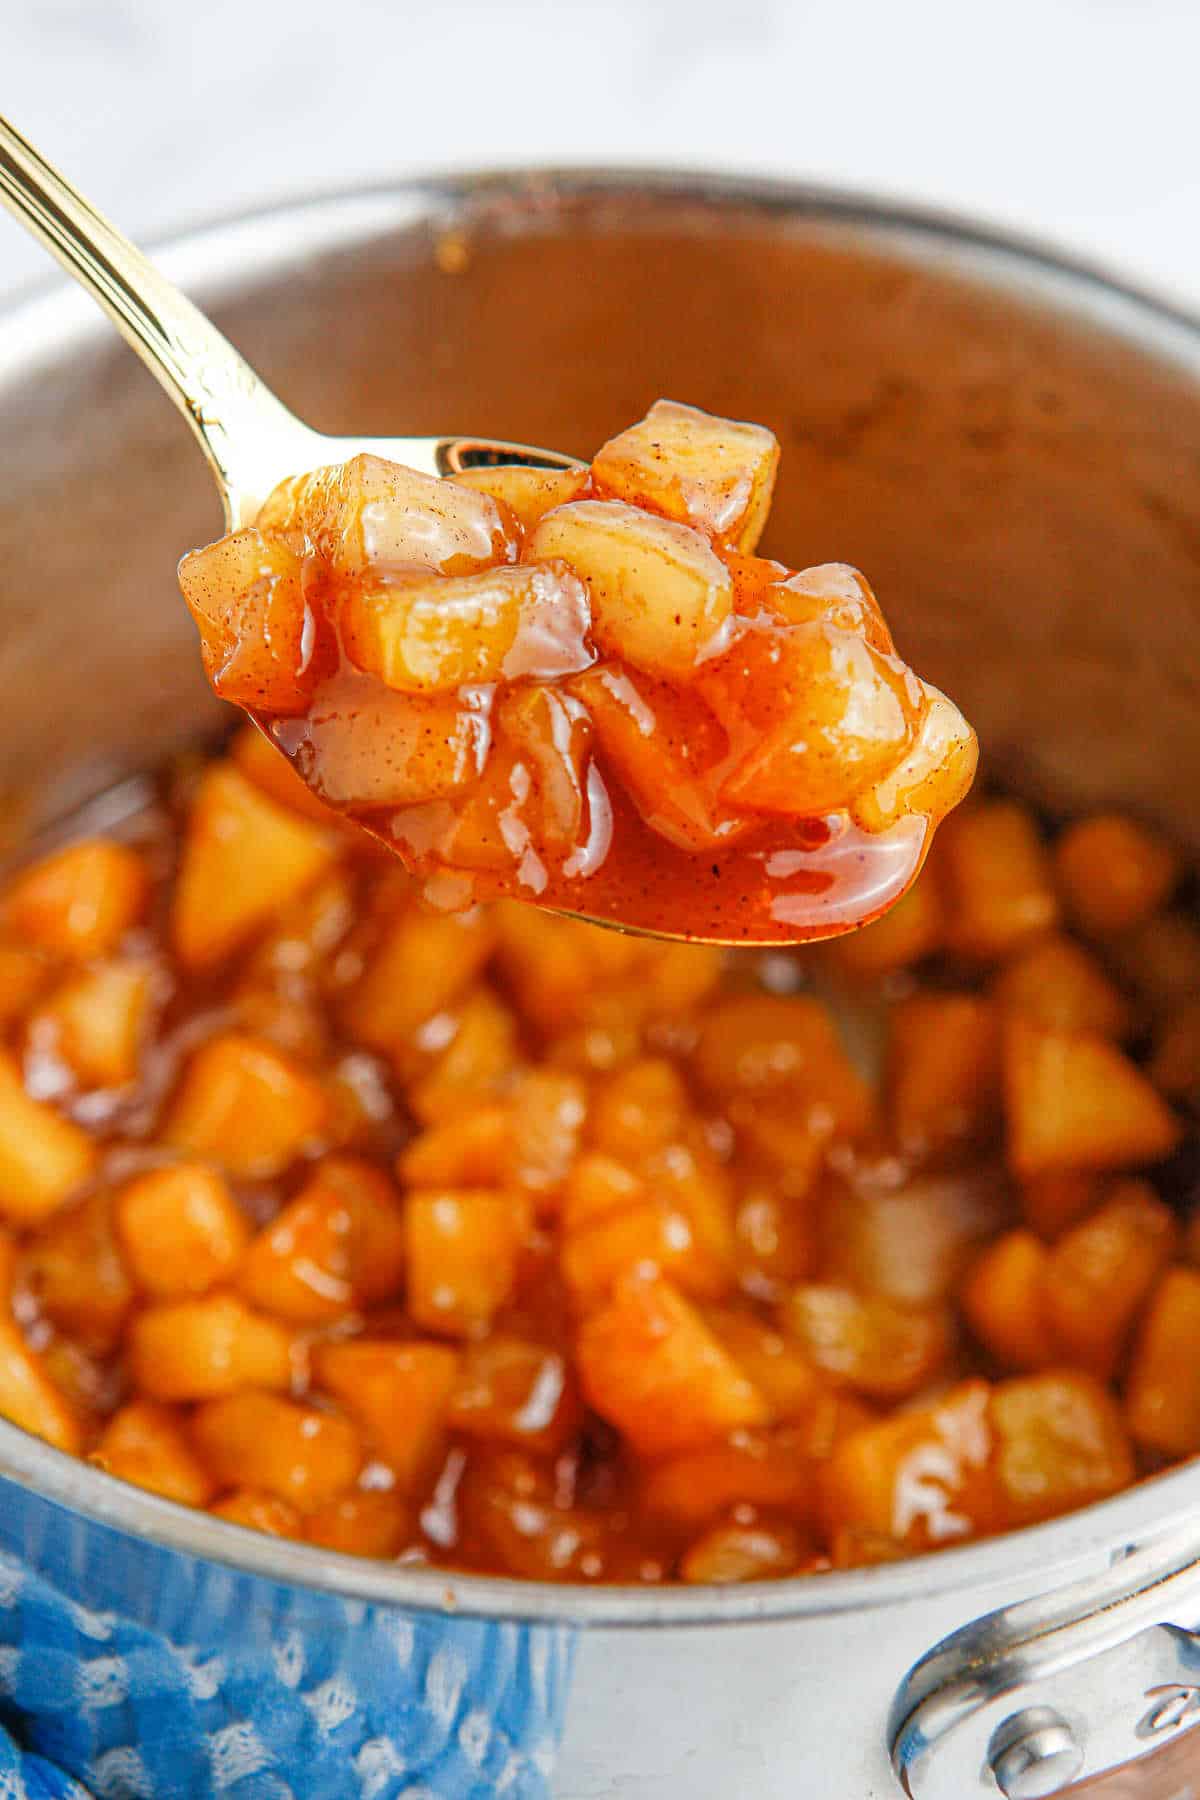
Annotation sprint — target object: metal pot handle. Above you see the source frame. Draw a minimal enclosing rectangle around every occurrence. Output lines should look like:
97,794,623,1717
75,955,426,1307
890,1522,1200,1797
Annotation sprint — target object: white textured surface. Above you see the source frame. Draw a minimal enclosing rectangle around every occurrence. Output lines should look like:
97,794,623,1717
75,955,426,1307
4,0,1200,309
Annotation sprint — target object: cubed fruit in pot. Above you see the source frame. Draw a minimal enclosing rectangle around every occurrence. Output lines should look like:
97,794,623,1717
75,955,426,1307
1004,1019,1181,1177
3,840,147,963
526,498,733,678
591,400,780,553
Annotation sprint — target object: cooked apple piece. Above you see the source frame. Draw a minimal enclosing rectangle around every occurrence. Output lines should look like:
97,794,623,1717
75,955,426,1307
934,800,1059,961
819,1164,1011,1308
210,1489,302,1537
257,452,517,576
707,624,918,819
128,1293,294,1401
191,1391,362,1512
643,1431,813,1528
288,682,490,812
172,765,336,969
406,1189,528,1337
238,1156,405,1323
116,1164,249,1299
311,1339,460,1490
3,839,147,962
526,498,733,677
0,1316,81,1453
163,1033,329,1178
396,1104,511,1189
818,1380,998,1551
1055,813,1178,938
578,1274,768,1456
504,1070,587,1202
448,1337,581,1454
452,464,588,534
408,988,520,1124
990,933,1130,1038
732,1181,817,1291
339,561,593,693
592,400,780,553
303,1490,413,1558
0,1052,95,1224
829,870,943,979
228,723,343,826
178,529,315,714
702,1309,825,1420
563,1182,731,1308
1125,1268,1200,1455
570,663,744,852
680,1522,804,1584
781,1284,950,1400
91,1399,215,1505
1004,1020,1181,1177
990,1370,1133,1528
692,994,873,1142
31,959,154,1089
886,994,1001,1161
340,904,496,1056
753,562,894,652
1043,1180,1177,1379
496,685,595,859
19,1192,132,1350
961,1230,1055,1371
849,690,979,835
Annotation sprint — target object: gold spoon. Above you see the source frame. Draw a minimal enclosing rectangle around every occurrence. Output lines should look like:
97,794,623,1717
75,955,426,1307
0,114,576,527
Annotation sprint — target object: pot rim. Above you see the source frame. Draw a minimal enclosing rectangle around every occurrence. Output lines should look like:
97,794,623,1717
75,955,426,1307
1,165,1198,1628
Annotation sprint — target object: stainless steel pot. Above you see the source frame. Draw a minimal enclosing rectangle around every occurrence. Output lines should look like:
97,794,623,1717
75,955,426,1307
0,171,1198,1800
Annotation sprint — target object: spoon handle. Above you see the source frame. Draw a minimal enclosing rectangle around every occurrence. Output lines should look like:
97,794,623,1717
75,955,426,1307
0,113,307,524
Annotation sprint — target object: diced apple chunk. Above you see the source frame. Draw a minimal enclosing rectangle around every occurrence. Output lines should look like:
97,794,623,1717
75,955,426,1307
781,1284,949,1400
0,1052,95,1224
163,1034,329,1178
178,529,315,714
19,1193,132,1350
576,1274,768,1456
229,723,343,826
128,1294,294,1400
172,765,336,968
526,498,732,678
210,1490,302,1537
991,934,1131,1038
1004,1020,1181,1177
257,453,517,576
961,1230,1055,1372
340,561,593,693
1055,814,1178,938
31,960,154,1089
1125,1268,1200,1455
886,994,1000,1160
287,683,490,812
991,1371,1133,1528
191,1391,362,1511
1043,1181,1177,1379
91,1399,214,1505
3,839,147,962
756,563,894,653
934,801,1059,962
311,1339,459,1490
571,664,745,852
238,1156,405,1323
303,1490,412,1558
406,1190,528,1337
707,625,917,819
0,1316,81,1452
116,1164,249,1299
592,400,780,553
849,689,978,834
451,464,588,534
340,904,495,1055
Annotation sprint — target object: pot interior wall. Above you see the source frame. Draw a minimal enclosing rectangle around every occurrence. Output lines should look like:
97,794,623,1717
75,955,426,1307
0,182,1197,849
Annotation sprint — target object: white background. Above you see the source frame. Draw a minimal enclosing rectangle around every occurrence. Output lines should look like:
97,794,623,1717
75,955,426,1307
4,0,1200,310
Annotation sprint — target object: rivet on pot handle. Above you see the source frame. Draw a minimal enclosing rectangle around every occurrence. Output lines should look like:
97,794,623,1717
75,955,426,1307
889,1524,1200,1797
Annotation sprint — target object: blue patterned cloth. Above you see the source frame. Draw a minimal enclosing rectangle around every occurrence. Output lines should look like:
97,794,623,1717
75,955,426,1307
0,1477,575,1799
